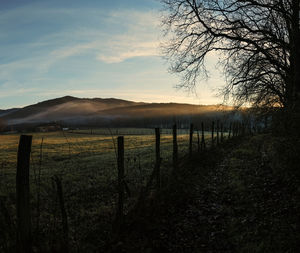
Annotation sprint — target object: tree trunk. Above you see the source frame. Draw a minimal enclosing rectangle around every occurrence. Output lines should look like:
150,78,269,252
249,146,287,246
285,0,300,132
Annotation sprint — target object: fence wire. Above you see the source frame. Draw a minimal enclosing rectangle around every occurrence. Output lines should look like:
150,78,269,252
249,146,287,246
0,126,227,251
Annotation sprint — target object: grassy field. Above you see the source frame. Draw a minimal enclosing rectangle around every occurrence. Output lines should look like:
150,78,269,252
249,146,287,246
0,127,216,202
0,127,216,251
0,127,211,181
0,128,198,182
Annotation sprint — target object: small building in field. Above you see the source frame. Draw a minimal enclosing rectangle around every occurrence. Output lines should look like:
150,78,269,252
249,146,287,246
36,123,62,132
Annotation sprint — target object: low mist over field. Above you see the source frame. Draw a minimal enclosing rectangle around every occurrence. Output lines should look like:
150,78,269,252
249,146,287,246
0,96,236,130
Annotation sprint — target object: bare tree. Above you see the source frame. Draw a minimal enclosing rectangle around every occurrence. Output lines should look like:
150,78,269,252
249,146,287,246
161,0,300,115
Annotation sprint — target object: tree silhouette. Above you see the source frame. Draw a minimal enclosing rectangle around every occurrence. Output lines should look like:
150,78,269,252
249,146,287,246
161,0,299,114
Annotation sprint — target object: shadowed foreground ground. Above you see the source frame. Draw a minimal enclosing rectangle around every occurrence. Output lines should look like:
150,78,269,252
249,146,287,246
107,135,300,253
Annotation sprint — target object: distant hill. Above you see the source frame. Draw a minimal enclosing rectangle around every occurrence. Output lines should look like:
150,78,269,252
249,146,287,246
0,96,235,128
0,108,20,117
1,96,144,125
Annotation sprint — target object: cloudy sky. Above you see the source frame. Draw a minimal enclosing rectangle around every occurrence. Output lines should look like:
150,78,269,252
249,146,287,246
0,0,225,109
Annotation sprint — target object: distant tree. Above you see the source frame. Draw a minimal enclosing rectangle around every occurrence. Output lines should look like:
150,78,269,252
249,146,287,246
161,0,300,119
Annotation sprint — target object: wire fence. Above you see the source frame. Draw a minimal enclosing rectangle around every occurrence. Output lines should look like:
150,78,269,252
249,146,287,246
0,122,248,252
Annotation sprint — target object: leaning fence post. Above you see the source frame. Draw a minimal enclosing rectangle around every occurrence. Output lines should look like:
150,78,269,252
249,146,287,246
189,123,194,157
155,128,161,188
211,121,215,147
173,124,178,171
116,136,125,229
16,135,33,253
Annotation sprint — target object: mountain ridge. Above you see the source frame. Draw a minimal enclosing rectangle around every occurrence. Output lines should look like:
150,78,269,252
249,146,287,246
0,96,233,127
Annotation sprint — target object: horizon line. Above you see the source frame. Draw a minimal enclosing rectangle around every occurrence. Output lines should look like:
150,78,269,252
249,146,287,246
0,95,233,110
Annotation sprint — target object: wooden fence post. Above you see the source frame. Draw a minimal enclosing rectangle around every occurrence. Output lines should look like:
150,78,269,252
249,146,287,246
189,123,193,157
201,122,206,150
155,128,161,188
220,123,224,142
117,136,125,228
232,122,236,137
173,124,178,170
16,135,32,253
211,121,215,147
216,120,220,145
240,123,243,136
228,122,232,139
197,130,200,152
53,176,69,253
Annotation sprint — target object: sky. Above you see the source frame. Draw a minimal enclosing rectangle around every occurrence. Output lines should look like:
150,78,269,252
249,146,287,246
0,0,225,109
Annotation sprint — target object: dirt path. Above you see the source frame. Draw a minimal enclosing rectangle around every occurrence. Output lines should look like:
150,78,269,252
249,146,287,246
107,135,300,253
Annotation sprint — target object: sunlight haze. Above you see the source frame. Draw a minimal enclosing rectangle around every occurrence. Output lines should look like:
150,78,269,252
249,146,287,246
0,0,225,109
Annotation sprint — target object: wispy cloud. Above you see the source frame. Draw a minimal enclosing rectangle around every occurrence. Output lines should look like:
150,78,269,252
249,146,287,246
96,40,159,63
0,87,38,98
96,10,161,63
49,10,161,63
0,7,161,81
0,2,224,108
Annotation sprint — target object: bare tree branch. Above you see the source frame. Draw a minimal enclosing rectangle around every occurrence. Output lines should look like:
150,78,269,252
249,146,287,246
161,0,300,110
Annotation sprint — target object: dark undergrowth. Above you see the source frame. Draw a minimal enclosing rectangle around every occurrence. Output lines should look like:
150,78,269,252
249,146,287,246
106,134,300,253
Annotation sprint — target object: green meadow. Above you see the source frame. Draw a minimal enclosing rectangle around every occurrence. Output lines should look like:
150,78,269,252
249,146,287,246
0,128,194,184
0,127,217,206
0,128,217,250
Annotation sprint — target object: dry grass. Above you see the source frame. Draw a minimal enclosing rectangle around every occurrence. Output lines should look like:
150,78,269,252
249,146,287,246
0,128,211,191
0,127,224,252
